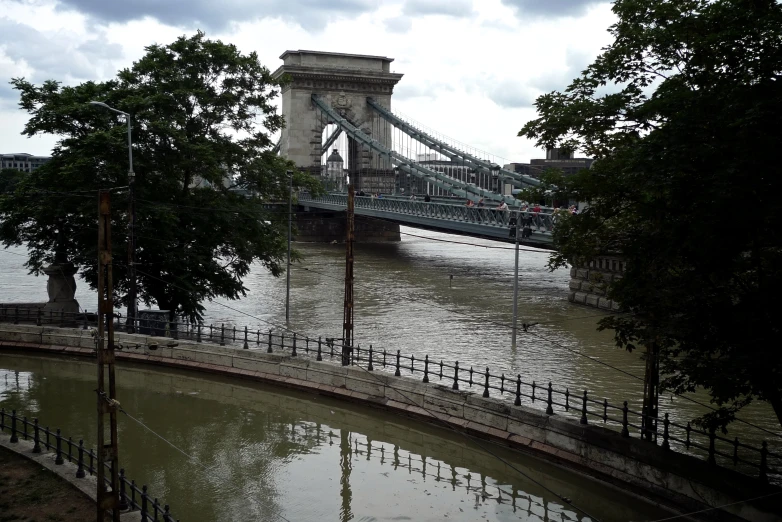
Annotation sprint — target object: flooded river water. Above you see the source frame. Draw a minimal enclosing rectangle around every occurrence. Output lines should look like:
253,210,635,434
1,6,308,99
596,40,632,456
2,228,779,447
0,354,670,521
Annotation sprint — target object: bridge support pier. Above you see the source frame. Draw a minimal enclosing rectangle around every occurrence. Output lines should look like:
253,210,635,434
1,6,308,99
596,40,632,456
568,256,625,310
295,210,400,243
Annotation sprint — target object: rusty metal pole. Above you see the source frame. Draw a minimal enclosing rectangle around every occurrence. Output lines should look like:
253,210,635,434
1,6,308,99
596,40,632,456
97,191,121,521
342,184,355,366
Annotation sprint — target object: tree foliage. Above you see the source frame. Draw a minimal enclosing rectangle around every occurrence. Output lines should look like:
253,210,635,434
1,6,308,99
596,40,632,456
520,0,782,428
0,31,321,321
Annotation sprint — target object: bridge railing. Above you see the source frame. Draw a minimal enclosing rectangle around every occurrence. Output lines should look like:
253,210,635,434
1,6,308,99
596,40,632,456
300,193,556,236
0,408,179,521
1,306,779,485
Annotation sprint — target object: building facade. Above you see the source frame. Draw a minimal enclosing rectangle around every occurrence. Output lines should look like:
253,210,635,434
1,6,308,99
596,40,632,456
505,148,594,179
1,153,50,172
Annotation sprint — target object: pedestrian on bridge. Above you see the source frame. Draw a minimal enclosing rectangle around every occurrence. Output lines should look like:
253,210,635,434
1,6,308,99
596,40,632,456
497,201,508,211
424,194,431,202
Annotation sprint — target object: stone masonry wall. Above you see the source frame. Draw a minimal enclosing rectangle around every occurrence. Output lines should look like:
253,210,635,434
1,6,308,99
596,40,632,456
569,256,625,310
295,212,400,242
0,324,779,521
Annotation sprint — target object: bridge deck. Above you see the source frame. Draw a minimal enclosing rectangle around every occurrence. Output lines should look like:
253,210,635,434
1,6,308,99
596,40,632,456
299,194,555,249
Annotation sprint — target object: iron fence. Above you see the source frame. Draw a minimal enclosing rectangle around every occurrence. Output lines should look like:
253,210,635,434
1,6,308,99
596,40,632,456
1,306,780,485
0,408,178,522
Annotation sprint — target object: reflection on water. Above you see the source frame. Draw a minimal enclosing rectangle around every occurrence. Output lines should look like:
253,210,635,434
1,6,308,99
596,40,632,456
1,228,779,455
0,354,670,522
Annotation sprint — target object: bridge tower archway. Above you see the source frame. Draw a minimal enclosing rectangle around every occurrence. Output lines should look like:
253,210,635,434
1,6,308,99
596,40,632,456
272,50,403,192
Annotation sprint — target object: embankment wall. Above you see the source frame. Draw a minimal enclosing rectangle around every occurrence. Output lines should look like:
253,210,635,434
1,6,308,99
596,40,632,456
0,324,778,522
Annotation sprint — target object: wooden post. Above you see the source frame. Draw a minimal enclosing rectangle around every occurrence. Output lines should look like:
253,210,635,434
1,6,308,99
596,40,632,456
342,184,355,366
96,190,121,521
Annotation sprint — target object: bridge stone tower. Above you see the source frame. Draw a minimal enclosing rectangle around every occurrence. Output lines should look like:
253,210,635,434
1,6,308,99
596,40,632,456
272,50,403,184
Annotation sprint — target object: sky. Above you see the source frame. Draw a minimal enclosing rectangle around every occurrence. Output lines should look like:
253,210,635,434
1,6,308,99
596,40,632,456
0,0,616,164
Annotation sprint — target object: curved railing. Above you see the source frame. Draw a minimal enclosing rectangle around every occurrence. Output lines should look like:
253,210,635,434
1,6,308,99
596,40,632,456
1,306,779,485
0,409,179,521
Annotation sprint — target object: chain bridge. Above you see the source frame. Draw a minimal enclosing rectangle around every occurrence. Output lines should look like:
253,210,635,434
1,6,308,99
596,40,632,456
271,50,563,249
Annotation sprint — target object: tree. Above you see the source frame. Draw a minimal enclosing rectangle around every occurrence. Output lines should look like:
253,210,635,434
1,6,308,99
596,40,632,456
519,0,782,429
0,31,321,322
0,168,26,194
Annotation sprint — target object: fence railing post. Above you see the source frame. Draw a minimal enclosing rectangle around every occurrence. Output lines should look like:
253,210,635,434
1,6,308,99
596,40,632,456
220,324,225,346
10,410,18,443
514,375,521,406
54,429,64,465
292,333,297,357
452,362,459,390
760,441,768,483
662,414,670,450
580,390,588,424
482,368,490,398
232,326,236,343
267,329,273,353
243,326,249,349
119,469,129,510
317,337,323,361
368,345,374,371
708,425,716,466
621,401,630,437
197,323,202,343
395,350,401,377
141,485,149,521
76,439,86,478
32,418,41,453
546,382,554,415
423,355,429,383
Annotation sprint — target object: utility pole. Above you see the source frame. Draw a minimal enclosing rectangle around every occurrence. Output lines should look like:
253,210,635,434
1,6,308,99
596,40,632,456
126,116,136,333
96,191,121,522
511,210,521,350
641,340,660,441
88,101,135,333
286,170,293,327
342,184,355,366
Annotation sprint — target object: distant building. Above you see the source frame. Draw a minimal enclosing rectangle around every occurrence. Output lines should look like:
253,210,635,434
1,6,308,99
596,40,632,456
324,148,347,191
1,153,50,173
505,148,594,179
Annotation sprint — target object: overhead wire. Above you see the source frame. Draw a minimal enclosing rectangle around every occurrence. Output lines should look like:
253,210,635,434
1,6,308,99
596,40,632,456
6,190,781,439
121,268,604,522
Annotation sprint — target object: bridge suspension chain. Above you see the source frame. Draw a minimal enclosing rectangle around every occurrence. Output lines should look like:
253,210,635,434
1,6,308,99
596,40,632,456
311,94,520,206
367,98,542,190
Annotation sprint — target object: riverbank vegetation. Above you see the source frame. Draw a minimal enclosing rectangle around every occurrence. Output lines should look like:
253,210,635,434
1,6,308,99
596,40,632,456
0,32,321,322
519,0,782,429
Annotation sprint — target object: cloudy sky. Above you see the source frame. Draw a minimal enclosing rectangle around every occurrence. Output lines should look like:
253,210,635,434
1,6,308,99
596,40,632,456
0,0,616,163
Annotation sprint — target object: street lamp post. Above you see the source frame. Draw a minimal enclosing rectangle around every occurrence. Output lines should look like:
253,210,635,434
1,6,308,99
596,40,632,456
89,101,136,333
511,210,521,350
286,170,293,327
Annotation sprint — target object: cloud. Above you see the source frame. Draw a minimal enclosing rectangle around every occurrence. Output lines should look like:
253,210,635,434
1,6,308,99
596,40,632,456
528,48,594,92
485,79,536,109
0,18,124,84
43,0,378,32
393,81,455,101
501,0,605,18
402,0,474,17
385,15,413,34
